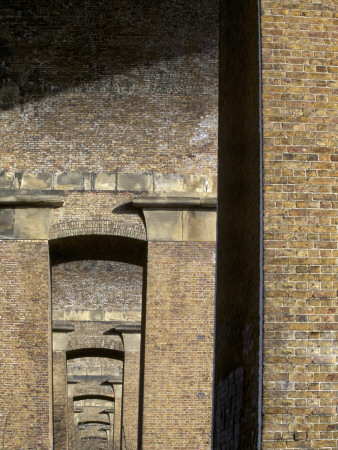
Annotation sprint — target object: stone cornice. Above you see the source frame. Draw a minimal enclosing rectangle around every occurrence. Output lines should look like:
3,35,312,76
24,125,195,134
0,190,64,207
132,195,217,208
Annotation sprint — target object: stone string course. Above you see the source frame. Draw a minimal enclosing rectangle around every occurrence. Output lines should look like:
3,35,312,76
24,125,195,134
0,171,217,194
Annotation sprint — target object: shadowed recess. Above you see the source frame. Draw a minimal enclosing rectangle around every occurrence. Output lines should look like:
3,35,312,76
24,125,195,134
66,348,124,361
49,235,147,267
74,394,115,403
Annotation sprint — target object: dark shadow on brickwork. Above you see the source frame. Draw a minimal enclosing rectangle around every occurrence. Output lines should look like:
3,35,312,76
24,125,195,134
67,348,124,361
0,0,218,110
214,0,261,448
50,235,147,267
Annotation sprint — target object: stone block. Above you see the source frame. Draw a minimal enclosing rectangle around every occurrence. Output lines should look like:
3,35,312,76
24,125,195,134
21,172,52,190
0,171,13,189
122,333,141,352
104,310,125,321
117,173,153,192
89,310,104,321
64,310,90,321
87,367,102,376
0,209,14,238
143,208,182,241
52,310,65,321
182,210,216,241
154,173,184,192
183,175,211,193
53,333,68,351
83,173,92,190
55,172,83,190
94,173,116,190
14,208,52,239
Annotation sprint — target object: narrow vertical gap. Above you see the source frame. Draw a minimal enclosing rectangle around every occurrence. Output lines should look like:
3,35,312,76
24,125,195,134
257,0,264,447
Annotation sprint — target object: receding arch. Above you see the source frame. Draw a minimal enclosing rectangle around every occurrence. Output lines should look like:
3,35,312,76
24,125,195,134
49,219,146,241
74,394,114,403
79,420,111,425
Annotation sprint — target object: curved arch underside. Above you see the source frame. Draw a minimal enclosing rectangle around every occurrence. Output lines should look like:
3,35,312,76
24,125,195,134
66,348,124,361
50,234,147,267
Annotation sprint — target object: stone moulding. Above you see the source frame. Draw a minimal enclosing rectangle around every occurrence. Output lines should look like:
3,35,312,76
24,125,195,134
0,190,65,239
132,195,217,242
0,190,64,207
132,195,217,208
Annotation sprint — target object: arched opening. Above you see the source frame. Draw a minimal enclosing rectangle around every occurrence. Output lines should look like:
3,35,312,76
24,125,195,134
50,233,147,449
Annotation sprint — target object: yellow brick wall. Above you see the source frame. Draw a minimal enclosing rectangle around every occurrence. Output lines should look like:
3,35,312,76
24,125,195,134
261,0,337,448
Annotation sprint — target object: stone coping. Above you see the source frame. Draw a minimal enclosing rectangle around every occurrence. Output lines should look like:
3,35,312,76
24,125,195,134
0,190,64,207
68,375,123,384
102,408,114,414
105,324,141,334
52,321,75,332
132,195,217,208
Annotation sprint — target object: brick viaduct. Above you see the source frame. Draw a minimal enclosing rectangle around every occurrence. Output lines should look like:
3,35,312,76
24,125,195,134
0,0,336,449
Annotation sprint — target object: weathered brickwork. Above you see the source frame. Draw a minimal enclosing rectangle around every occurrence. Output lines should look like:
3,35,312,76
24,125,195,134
261,0,337,448
0,0,218,175
0,241,51,448
52,261,143,312
143,242,215,448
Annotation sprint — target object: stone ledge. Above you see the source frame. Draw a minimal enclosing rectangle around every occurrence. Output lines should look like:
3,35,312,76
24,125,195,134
132,196,217,242
52,321,75,332
132,195,217,208
68,375,123,384
105,324,141,334
0,190,64,207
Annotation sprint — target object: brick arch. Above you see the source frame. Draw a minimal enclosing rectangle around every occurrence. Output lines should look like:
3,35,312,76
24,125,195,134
66,348,124,361
49,234,147,267
74,394,114,403
49,219,146,241
67,335,123,352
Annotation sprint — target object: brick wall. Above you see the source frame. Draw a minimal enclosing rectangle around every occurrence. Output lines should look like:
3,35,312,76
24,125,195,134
0,0,218,175
0,241,52,448
142,242,215,448
261,1,337,448
52,260,142,312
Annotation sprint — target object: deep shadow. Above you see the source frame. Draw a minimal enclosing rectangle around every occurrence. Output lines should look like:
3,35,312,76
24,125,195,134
49,235,147,267
214,0,261,448
67,348,124,361
1,0,218,109
74,394,114,403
